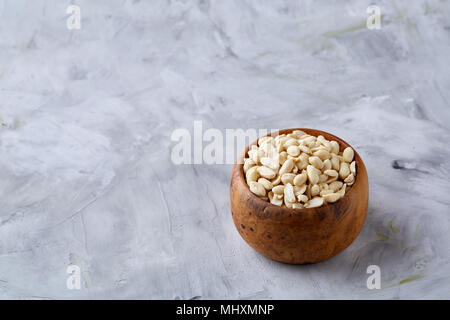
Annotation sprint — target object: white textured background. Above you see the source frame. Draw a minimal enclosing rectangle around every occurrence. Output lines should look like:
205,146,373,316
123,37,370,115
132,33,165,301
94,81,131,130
0,0,450,299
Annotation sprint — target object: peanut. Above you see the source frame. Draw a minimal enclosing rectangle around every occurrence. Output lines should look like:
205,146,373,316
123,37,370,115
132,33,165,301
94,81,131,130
244,131,357,208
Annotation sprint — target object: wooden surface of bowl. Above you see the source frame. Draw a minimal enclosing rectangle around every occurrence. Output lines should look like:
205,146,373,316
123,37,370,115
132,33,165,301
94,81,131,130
230,128,369,264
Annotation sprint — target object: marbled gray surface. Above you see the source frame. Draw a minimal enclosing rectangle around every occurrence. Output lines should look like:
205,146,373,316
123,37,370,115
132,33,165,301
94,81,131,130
1,0,450,299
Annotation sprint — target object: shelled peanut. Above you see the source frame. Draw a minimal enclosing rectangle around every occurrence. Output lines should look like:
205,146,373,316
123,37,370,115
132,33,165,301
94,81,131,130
243,130,357,209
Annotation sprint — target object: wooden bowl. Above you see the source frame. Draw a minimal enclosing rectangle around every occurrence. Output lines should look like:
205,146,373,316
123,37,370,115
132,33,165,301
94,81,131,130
230,128,369,264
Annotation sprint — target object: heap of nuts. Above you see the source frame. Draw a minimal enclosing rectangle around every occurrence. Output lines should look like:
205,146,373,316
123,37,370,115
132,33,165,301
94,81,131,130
243,130,356,209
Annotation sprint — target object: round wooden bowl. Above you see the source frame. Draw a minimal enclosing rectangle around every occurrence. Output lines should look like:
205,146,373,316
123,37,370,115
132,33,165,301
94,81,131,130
230,128,369,264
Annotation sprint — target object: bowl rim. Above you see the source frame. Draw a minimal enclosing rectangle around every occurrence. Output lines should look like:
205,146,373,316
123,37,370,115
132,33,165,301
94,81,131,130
236,128,363,214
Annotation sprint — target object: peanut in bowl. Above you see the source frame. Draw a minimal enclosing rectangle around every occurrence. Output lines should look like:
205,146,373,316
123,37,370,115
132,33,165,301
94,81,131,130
229,128,369,264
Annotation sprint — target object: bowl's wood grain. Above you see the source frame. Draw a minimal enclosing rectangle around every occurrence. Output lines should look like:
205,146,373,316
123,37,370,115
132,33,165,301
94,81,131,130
230,128,369,264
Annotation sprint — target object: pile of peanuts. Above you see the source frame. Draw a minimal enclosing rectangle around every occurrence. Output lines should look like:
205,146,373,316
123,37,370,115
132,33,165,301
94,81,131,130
243,130,356,209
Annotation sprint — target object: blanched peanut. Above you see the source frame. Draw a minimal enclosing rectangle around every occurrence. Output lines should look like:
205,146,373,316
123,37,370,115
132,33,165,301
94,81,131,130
301,136,316,145
307,165,320,185
281,173,296,185
313,149,330,161
322,192,341,203
293,172,307,186
292,203,304,209
272,185,285,194
246,166,259,183
324,169,338,177
298,145,312,154
339,162,350,179
284,200,294,208
297,194,309,203
309,156,323,170
305,197,324,208
279,158,294,175
284,183,296,203
323,159,332,171
270,196,283,206
311,184,320,197
305,184,311,199
320,189,334,196
326,175,338,184
258,178,273,190
319,183,329,191
319,174,328,183
343,147,354,163
271,174,281,186
292,130,307,137
244,158,255,173
296,153,309,169
249,181,266,197
260,157,278,171
344,173,355,185
287,145,300,157
338,184,346,197
350,161,356,175
294,185,306,195
328,181,343,192
257,166,277,179
330,141,340,154
258,136,273,146
284,138,298,148
279,151,287,165
331,153,340,171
